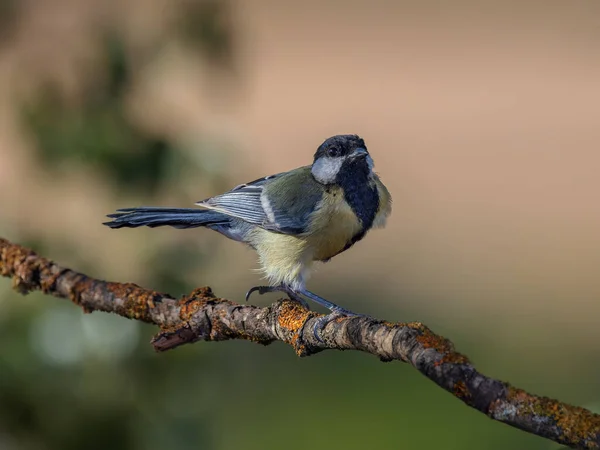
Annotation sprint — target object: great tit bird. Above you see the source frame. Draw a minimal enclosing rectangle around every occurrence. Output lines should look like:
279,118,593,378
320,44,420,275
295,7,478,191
104,134,392,314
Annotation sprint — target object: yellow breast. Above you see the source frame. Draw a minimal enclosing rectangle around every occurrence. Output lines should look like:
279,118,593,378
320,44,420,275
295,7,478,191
306,186,363,261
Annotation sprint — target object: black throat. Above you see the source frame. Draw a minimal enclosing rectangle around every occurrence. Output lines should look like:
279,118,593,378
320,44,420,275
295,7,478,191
336,158,379,232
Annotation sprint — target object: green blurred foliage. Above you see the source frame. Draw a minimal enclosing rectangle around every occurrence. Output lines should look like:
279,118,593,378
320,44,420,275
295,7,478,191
177,0,235,66
21,34,183,197
17,26,231,287
0,294,218,450
2,7,237,448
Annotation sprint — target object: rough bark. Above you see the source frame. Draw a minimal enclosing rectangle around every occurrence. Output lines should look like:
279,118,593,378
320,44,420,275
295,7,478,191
1,237,598,449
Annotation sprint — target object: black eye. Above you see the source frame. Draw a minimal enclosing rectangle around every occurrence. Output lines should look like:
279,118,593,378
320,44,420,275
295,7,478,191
327,147,341,157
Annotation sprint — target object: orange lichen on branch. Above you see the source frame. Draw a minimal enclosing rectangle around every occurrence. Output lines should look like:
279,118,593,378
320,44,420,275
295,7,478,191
277,300,314,355
0,240,56,294
67,275,96,312
40,268,67,294
490,387,600,449
179,286,216,322
277,300,312,334
72,278,165,321
453,381,471,401
119,284,162,322
409,322,470,366
0,239,32,277
103,282,156,321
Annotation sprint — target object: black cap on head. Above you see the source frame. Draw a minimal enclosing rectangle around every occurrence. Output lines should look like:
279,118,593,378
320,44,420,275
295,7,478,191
313,134,367,161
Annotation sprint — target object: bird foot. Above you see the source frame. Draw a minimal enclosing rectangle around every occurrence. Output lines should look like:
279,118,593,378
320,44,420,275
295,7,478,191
245,285,276,302
312,309,363,343
245,285,310,309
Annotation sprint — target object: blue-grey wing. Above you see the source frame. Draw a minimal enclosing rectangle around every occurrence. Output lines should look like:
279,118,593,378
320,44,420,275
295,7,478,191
195,167,322,235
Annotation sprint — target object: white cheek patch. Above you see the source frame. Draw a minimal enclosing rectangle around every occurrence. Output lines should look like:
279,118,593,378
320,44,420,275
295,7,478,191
311,157,343,184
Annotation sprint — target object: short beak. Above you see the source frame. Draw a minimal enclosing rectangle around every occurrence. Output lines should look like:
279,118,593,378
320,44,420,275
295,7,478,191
351,148,368,159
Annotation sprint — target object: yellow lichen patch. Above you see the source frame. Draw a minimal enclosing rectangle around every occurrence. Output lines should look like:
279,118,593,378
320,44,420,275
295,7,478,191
277,300,314,355
492,387,600,448
277,300,311,333
413,323,470,366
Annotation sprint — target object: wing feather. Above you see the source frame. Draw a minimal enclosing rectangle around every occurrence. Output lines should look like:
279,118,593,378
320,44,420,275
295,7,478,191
195,168,320,235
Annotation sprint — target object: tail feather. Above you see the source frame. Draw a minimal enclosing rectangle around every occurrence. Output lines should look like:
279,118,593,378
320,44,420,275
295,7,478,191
103,207,229,229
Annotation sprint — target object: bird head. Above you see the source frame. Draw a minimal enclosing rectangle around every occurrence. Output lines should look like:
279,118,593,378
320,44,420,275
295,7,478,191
311,134,373,185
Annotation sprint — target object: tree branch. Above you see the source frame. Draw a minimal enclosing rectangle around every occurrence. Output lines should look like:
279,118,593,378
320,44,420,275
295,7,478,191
1,237,598,448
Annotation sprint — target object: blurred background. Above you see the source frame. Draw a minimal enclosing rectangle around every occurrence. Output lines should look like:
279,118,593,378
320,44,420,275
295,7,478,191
1,0,600,449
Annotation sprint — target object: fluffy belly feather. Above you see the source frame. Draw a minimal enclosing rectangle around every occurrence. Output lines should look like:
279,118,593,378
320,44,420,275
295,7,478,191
248,230,311,289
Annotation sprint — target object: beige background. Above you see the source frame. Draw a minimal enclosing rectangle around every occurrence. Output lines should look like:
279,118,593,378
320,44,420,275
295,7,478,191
1,0,600,414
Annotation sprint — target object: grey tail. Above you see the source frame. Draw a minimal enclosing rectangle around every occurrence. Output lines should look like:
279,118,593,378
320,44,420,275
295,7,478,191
103,207,229,229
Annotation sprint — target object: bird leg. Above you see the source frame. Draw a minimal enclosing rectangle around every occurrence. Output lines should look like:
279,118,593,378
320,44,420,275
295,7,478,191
245,285,277,301
295,289,365,343
246,285,359,314
295,289,357,315
246,285,364,343
245,284,310,309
